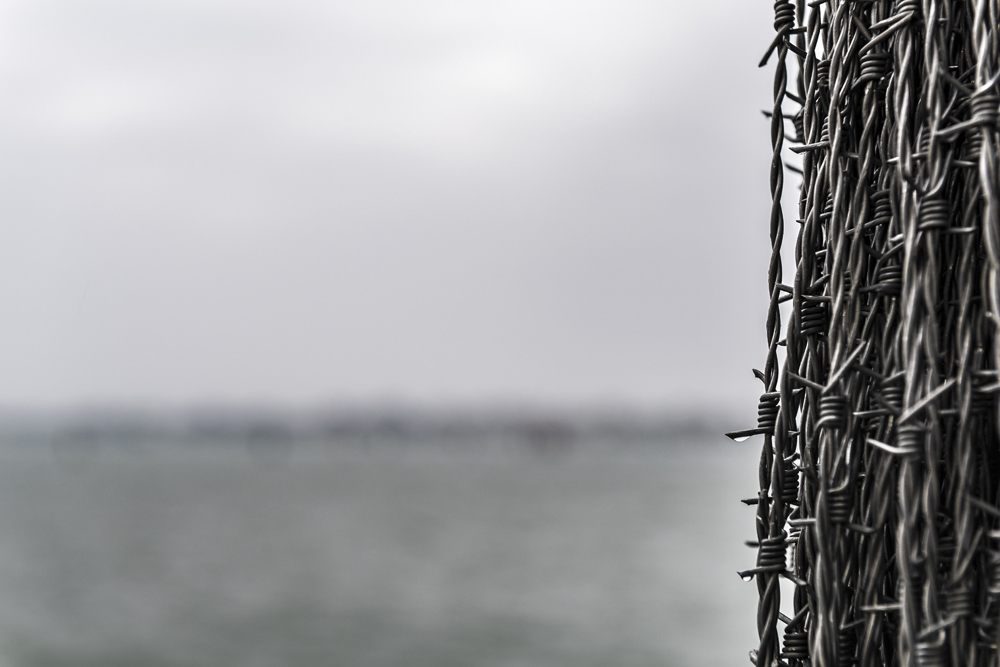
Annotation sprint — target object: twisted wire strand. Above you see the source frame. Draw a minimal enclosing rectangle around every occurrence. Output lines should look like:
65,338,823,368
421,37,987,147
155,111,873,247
732,0,1000,664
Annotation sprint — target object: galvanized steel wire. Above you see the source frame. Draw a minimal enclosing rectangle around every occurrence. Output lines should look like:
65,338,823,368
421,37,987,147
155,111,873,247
729,1,1000,665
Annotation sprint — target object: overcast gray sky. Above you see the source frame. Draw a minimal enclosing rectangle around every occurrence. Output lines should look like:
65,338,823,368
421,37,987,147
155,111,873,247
0,1,776,414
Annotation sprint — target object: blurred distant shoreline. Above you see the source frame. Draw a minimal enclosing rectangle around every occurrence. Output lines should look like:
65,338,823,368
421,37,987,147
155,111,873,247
0,406,735,449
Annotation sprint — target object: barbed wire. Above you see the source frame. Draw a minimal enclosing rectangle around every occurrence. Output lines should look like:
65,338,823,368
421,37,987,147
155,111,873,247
729,1,1000,665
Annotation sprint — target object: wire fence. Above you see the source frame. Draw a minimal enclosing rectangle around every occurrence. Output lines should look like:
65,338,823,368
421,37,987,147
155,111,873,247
728,1,1000,665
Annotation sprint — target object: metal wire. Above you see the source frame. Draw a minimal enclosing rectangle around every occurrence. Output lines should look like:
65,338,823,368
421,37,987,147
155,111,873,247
729,1,1000,664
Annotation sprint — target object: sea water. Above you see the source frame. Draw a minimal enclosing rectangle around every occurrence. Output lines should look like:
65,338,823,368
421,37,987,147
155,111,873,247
0,436,760,667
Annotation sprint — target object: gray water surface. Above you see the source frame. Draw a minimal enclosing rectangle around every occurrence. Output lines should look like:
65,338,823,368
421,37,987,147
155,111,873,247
0,438,759,666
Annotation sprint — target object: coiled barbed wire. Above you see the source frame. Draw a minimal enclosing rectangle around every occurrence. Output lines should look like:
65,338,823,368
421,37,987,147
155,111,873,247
729,1,1000,665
